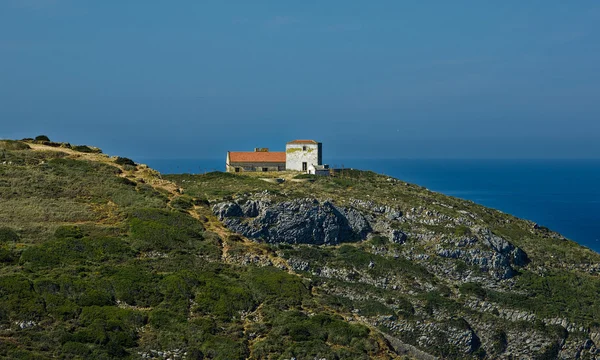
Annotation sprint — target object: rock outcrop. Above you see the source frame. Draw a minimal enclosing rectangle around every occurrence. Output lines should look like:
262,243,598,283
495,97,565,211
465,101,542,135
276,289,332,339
213,198,371,245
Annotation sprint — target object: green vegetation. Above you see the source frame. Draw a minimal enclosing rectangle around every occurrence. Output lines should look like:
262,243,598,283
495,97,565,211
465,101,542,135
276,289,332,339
293,173,318,179
0,140,30,151
2,140,600,359
115,156,136,166
72,145,98,153
0,144,396,358
34,135,50,141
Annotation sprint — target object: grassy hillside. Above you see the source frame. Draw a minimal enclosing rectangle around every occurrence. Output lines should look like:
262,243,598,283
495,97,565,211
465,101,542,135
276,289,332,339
1,139,600,359
0,140,396,359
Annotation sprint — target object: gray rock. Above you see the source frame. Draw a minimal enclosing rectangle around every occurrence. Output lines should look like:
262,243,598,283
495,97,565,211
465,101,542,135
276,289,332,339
213,202,243,220
391,230,408,244
216,198,371,245
241,200,260,217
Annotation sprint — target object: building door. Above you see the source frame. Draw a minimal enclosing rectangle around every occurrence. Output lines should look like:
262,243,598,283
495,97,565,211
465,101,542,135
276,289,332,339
235,167,240,173
302,162,307,171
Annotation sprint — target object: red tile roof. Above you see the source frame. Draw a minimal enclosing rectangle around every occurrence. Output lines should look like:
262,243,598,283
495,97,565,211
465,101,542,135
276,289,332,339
287,139,319,144
228,152,286,163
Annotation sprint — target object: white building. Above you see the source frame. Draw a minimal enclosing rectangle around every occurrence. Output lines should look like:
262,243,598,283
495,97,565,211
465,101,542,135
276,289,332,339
285,140,322,172
308,164,330,176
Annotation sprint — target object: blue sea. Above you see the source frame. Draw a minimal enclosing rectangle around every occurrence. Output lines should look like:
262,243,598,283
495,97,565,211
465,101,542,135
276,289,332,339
142,158,600,253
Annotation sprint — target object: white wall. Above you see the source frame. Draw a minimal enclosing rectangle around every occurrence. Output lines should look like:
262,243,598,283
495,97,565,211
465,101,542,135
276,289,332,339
286,143,321,171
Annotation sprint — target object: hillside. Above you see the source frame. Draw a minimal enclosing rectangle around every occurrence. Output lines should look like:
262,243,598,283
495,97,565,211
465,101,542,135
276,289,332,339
1,138,600,359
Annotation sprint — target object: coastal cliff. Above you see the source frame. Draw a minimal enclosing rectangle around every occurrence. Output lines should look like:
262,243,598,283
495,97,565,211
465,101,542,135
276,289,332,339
1,138,600,359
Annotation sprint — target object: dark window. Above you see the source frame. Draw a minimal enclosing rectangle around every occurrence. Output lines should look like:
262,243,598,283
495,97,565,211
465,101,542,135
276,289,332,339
262,167,268,172
302,162,307,171
235,167,240,173
303,146,307,151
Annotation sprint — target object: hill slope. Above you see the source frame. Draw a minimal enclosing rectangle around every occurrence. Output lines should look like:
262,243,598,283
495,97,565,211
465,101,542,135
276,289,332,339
1,139,599,359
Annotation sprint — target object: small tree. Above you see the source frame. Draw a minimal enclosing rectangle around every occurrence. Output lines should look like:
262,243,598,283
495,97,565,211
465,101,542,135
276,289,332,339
35,135,50,141
115,157,136,166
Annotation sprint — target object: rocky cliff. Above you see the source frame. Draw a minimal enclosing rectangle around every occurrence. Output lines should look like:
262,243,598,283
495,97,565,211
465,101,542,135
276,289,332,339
197,172,600,360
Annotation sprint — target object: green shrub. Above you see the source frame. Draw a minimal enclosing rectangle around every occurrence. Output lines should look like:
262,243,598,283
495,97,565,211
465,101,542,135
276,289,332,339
35,135,50,141
459,282,486,299
0,275,46,320
117,177,137,186
0,140,30,150
115,157,136,166
253,310,375,359
396,296,415,316
148,308,187,330
243,266,309,305
71,145,95,153
294,173,318,179
67,306,146,356
171,196,194,211
0,248,13,263
128,208,204,251
110,265,163,307
55,225,84,239
62,342,91,356
20,235,133,268
454,225,472,237
200,336,249,360
0,227,19,243
368,235,388,246
194,272,255,320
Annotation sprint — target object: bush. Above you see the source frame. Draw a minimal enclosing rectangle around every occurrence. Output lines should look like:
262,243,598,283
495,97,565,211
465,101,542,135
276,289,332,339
117,177,137,186
491,329,507,354
128,208,204,252
0,227,19,244
454,225,472,237
67,305,146,356
243,266,309,305
72,145,95,153
459,282,487,299
115,157,136,166
252,310,375,358
55,225,84,239
368,235,388,246
62,342,91,356
0,140,30,151
294,173,318,179
109,265,163,307
194,272,255,320
20,236,133,268
0,248,13,263
35,135,50,141
171,196,194,211
0,275,46,320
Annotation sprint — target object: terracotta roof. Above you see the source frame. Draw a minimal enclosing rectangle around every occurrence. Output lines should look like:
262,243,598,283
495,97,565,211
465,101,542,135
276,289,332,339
228,151,286,163
287,139,319,144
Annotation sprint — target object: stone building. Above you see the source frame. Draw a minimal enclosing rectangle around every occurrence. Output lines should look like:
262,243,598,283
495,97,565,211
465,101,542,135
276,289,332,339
308,164,330,176
285,140,323,172
226,148,286,173
225,140,324,173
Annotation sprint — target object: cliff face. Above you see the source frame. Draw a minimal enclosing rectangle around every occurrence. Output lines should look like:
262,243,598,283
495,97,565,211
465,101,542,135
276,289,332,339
213,196,529,281
200,174,600,360
213,198,371,245
2,139,600,360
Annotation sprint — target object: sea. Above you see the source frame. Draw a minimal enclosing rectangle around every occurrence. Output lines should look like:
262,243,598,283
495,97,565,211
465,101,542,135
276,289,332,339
142,158,600,253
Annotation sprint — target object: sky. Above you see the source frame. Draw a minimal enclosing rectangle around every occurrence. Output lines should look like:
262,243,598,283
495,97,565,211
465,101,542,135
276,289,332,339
1,0,599,160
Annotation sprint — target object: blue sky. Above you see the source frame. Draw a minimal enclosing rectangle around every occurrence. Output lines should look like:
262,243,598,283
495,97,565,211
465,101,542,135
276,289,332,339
1,0,599,159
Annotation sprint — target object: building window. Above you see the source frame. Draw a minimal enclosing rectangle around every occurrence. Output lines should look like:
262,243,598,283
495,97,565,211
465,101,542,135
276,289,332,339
235,167,240,173
303,146,307,151
262,167,268,172
302,162,307,171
